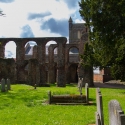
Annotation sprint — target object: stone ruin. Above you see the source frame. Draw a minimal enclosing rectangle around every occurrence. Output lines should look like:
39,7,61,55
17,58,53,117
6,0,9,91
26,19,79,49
0,35,93,87
0,17,94,87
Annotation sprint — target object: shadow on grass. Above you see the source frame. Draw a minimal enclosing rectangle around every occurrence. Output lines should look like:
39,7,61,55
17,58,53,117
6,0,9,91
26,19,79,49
49,83,77,87
66,83,77,87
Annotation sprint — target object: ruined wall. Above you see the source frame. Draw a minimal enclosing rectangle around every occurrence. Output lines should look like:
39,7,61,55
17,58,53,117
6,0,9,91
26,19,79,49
0,37,67,87
28,59,40,86
0,58,16,83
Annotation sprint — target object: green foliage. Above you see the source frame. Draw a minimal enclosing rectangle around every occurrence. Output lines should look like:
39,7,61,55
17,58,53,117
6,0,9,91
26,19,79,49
111,38,125,81
80,42,100,68
79,0,125,81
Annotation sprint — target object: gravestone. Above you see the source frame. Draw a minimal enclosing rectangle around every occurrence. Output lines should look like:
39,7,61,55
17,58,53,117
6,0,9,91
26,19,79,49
108,99,125,125
85,83,89,104
95,88,104,125
1,78,6,92
7,78,11,90
78,78,83,95
95,112,101,125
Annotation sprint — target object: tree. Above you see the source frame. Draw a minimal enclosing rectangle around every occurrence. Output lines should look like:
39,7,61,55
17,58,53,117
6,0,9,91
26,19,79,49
79,0,125,81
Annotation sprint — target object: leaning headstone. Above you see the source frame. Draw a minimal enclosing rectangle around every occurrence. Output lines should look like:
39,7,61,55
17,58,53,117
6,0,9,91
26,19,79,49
96,88,104,125
7,78,11,91
85,83,89,104
78,78,83,95
1,78,6,92
108,99,125,125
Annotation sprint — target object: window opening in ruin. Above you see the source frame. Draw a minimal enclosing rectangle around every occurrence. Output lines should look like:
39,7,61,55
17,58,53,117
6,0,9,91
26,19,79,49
25,41,37,59
69,47,79,63
45,40,57,63
5,41,16,59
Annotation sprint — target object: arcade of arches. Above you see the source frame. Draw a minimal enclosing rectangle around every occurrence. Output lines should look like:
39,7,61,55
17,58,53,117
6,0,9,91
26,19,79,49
0,34,94,87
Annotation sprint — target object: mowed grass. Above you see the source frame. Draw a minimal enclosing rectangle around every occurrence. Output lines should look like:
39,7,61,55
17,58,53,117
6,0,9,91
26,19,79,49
0,84,125,125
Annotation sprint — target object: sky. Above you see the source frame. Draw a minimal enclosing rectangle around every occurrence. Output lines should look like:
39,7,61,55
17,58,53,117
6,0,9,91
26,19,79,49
0,0,84,58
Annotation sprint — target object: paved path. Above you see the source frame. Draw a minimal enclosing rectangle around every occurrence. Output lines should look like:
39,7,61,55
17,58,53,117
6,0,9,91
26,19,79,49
94,81,125,89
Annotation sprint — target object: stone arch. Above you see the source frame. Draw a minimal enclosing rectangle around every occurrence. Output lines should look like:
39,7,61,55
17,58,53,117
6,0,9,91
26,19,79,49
0,39,16,58
65,44,79,84
45,40,57,63
45,41,57,83
5,41,16,59
25,41,37,59
0,37,67,87
69,46,79,63
65,44,79,63
48,44,58,84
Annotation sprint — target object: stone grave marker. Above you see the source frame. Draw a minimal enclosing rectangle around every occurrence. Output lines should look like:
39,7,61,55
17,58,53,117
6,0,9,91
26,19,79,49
7,78,11,91
108,99,125,125
1,78,6,92
95,88,104,125
85,83,89,104
95,112,101,125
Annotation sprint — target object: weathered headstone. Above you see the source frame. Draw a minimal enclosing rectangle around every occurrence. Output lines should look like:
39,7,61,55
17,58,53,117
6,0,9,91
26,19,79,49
85,83,89,104
108,99,125,125
78,78,83,95
95,112,101,125
96,88,104,125
7,78,11,91
1,78,6,92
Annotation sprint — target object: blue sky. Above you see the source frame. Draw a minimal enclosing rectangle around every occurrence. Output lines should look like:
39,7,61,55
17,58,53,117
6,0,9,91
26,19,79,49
0,0,84,58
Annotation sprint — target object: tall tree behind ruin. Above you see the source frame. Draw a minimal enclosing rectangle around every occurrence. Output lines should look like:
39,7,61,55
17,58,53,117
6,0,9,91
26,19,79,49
79,0,125,81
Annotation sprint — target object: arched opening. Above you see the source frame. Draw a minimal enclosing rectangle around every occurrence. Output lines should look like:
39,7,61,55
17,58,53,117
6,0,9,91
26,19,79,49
45,40,57,63
69,47,79,63
68,47,79,83
25,41,37,60
3,41,16,83
5,41,16,59
24,41,37,83
46,41,57,84
70,47,79,54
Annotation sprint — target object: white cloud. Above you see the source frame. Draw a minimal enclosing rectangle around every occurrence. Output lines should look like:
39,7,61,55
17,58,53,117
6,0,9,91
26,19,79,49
0,0,83,58
74,19,85,23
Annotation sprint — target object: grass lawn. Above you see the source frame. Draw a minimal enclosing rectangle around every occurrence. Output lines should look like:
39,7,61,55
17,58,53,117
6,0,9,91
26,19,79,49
0,83,125,125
